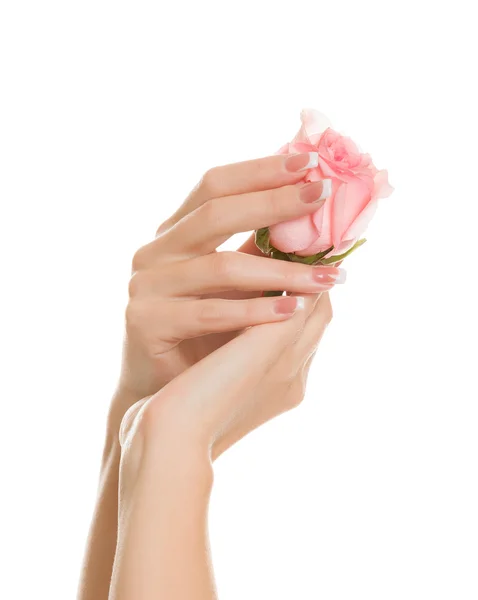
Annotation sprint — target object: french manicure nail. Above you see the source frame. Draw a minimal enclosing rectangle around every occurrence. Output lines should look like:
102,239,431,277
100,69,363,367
285,152,319,173
312,267,346,285
274,296,305,315
300,180,332,204
312,268,347,285
320,179,332,200
328,269,347,284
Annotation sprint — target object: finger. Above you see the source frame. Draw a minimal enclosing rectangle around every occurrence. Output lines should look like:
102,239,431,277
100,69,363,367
133,252,346,297
294,292,333,360
156,180,330,256
134,296,307,350
162,152,321,230
147,295,317,438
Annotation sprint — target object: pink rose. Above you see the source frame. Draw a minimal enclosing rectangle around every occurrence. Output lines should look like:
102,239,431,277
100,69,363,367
269,109,393,258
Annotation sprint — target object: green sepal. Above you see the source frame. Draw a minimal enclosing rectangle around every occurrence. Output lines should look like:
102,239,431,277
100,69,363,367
271,250,292,262
263,290,284,297
319,238,367,265
255,227,272,255
287,246,334,265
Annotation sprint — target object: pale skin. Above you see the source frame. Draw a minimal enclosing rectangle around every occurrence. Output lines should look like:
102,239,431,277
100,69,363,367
77,151,343,600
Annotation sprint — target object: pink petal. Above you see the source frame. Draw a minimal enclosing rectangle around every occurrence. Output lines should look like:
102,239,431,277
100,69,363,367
341,136,361,157
317,156,341,179
343,200,378,241
296,198,333,256
269,214,318,253
373,169,394,200
292,109,332,145
340,171,393,241
331,179,373,248
303,167,323,182
288,142,319,154
276,143,291,155
332,238,358,255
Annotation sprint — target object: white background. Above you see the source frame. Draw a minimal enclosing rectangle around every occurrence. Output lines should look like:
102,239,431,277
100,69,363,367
1,1,477,598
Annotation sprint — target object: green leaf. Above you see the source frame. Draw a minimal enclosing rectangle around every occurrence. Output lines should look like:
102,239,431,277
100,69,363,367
255,227,272,255
319,238,367,265
287,246,334,265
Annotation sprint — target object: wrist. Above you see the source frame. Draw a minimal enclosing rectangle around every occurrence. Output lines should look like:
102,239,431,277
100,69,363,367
107,385,142,435
120,398,214,494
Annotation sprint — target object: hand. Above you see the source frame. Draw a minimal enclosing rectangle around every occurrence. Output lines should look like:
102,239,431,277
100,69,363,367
120,292,332,467
113,283,334,600
117,152,344,410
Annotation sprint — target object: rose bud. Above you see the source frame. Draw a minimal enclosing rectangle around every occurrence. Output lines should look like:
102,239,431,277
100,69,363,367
256,109,393,275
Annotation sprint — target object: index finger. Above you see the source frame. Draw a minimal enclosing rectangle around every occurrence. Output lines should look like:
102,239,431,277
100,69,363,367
162,152,320,231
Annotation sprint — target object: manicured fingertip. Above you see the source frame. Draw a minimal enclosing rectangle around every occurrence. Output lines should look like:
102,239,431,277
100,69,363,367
284,152,319,173
329,268,347,284
274,296,305,315
312,267,347,286
320,179,333,200
300,181,331,204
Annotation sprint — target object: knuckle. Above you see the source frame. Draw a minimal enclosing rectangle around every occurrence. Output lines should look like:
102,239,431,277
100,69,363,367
197,197,218,222
199,167,222,198
210,251,237,281
242,299,259,323
125,300,143,332
128,271,144,298
197,198,225,230
131,246,149,273
285,381,305,410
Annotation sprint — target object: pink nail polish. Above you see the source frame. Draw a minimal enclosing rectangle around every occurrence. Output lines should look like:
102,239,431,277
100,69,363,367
274,296,305,315
285,152,319,173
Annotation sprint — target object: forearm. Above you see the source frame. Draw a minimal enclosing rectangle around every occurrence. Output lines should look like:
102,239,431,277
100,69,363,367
109,430,216,600
78,388,142,600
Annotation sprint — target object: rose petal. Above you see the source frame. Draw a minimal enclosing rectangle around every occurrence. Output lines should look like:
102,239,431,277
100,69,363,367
292,109,332,145
276,143,291,155
288,142,319,154
332,238,358,255
343,200,378,241
373,169,394,200
296,198,333,256
332,179,373,248
269,214,318,253
317,156,342,179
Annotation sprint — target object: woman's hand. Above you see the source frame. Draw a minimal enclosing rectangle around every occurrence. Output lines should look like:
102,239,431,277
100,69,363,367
81,154,344,600
117,151,344,411
121,291,332,462
110,292,333,600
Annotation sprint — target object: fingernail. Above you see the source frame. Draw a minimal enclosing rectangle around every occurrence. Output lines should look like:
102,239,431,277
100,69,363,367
274,296,305,315
285,152,319,173
313,268,347,284
300,179,332,204
329,269,347,284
